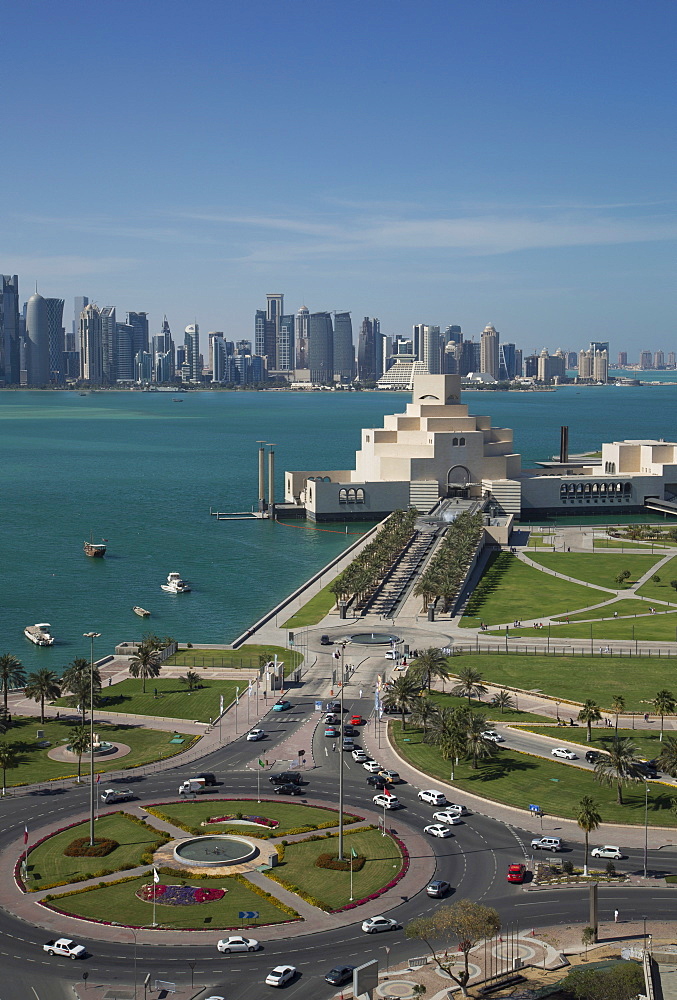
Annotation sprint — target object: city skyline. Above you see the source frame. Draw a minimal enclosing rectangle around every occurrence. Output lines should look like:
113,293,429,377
1,2,676,352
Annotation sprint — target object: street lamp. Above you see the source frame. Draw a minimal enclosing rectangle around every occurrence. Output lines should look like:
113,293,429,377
643,781,649,879
643,915,648,948
83,631,101,847
338,642,347,860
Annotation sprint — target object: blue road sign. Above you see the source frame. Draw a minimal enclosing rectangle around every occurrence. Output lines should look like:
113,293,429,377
239,910,259,919
529,804,541,813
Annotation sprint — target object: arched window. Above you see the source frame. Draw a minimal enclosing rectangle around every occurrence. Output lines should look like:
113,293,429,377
347,488,357,503
339,489,347,504
356,488,365,503
560,485,568,496
567,483,575,494
599,482,606,494
624,482,632,494
584,483,591,494
576,483,584,495
459,437,466,446
452,437,458,446
323,476,331,482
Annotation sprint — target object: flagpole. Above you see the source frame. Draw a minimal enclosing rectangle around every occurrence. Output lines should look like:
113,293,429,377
350,852,354,901
152,866,158,927
235,687,239,732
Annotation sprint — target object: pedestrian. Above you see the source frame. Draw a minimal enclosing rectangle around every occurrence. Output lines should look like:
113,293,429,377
359,688,363,699
614,909,619,923
614,611,618,618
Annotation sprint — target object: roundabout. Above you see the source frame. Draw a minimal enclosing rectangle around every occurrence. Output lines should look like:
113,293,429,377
172,834,258,867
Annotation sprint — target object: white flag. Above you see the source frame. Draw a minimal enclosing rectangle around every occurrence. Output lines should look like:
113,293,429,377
219,694,224,714
248,679,253,698
153,867,159,884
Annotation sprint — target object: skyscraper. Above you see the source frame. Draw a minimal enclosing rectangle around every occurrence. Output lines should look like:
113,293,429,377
115,323,135,381
25,291,50,386
45,297,65,384
80,304,103,382
357,317,380,381
0,274,20,385
480,324,499,378
184,324,200,382
277,314,294,371
127,312,149,357
333,312,354,381
295,306,310,369
71,296,88,353
208,332,224,373
266,293,284,369
255,309,276,364
640,350,652,369
498,342,516,380
617,351,628,367
420,325,442,374
459,340,480,376
654,350,665,369
100,306,116,384
308,312,333,383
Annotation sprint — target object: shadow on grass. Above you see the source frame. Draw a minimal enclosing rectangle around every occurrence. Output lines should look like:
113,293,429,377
463,757,538,783
463,552,514,618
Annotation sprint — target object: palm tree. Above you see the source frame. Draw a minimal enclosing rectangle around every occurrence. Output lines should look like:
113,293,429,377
383,674,420,730
68,726,90,782
491,690,515,714
24,669,61,724
180,670,201,692
610,695,625,737
410,648,451,692
62,657,101,725
656,736,677,777
594,737,644,805
465,713,496,770
576,795,602,875
578,699,602,742
452,666,488,706
411,694,438,735
653,690,676,742
129,641,162,694
0,741,19,796
0,654,26,713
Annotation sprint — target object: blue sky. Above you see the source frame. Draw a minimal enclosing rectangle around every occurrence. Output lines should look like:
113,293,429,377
2,1,676,355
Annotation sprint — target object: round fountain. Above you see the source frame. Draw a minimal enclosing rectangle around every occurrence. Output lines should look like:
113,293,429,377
173,835,257,868
66,739,117,757
349,632,401,645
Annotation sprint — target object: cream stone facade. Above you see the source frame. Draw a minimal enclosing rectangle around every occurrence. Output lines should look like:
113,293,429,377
284,374,522,521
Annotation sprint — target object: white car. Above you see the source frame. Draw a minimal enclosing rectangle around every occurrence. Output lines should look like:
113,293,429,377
363,760,382,772
385,650,399,659
352,749,369,761
361,915,401,934
373,793,401,809
482,730,504,743
444,803,467,816
265,965,297,987
433,810,462,825
424,823,453,838
551,747,577,760
217,935,260,953
418,789,447,806
246,729,266,742
591,845,623,860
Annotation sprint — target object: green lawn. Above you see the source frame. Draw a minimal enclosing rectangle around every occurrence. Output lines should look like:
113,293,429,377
509,612,677,641
637,556,677,602
448,652,677,712
391,723,677,827
163,644,301,671
58,678,243,723
528,552,659,590
28,813,166,890
269,829,402,908
593,539,675,550
282,581,338,628
43,873,294,928
552,598,659,622
427,690,553,724
459,553,598,628
527,535,555,548
145,799,358,835
517,726,667,760
0,717,196,787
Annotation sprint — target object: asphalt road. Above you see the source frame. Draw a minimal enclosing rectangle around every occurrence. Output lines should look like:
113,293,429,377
1,691,676,1000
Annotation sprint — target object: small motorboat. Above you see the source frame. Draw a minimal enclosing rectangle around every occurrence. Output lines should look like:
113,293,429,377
133,606,151,617
24,623,55,646
161,572,191,594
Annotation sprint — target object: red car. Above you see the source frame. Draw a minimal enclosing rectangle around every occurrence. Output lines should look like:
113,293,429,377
350,714,363,726
507,863,527,884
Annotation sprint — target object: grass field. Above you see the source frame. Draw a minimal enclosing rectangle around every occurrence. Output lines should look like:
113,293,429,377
164,644,301,671
270,828,402,908
59,677,243,723
391,723,676,827
0,717,195,787
459,553,595,628
44,873,294,928
426,690,553,724
145,799,358,834
527,535,555,548
527,552,658,590
516,726,667,761
447,652,677,712
28,813,166,889
593,539,675,550
637,556,677,602
509,612,677,641
282,582,338,628
552,599,660,622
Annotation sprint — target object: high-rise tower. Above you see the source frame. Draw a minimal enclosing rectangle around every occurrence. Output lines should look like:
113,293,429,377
308,312,333,383
295,306,310,369
480,324,499,378
184,324,200,381
25,291,50,386
80,304,103,382
45,298,65,383
357,317,381,381
277,315,294,371
100,306,116,383
0,275,20,385
333,312,354,381
127,312,149,357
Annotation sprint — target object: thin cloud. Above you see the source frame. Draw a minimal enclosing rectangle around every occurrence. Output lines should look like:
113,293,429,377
2,254,139,277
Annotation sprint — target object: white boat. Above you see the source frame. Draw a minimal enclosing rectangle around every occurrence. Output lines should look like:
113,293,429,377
24,623,55,646
161,572,191,594
132,606,151,617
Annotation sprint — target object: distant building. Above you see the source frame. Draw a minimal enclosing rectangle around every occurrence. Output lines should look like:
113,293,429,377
25,291,50,386
308,312,334,383
578,349,594,380
71,296,88,353
255,309,275,367
294,306,310,370
480,324,499,378
590,340,610,356
100,306,116,384
421,325,442,374
0,274,21,385
115,323,135,381
640,350,652,369
669,352,676,367
127,312,149,357
79,304,103,382
514,348,523,377
523,354,539,378
654,350,665,369
444,325,462,345
566,351,578,369
593,349,609,382
499,342,516,380
537,348,565,384
135,351,153,382
617,351,628,367
184,324,200,382
357,317,381,381
45,297,65,384
333,312,354,381
277,314,295,372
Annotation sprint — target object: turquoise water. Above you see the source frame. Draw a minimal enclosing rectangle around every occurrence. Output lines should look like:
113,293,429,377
1,384,676,672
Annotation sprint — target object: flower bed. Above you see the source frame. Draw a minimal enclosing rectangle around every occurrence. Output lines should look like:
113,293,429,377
136,883,226,905
204,814,279,828
64,837,119,858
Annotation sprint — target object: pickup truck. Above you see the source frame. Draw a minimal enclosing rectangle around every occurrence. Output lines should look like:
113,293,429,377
100,788,134,804
43,938,86,959
178,778,211,795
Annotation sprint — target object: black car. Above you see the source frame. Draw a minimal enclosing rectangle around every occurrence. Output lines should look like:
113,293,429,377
585,750,603,764
637,761,659,778
426,879,451,898
192,772,217,786
273,783,303,795
343,725,357,735
366,775,389,789
269,772,302,785
324,965,354,986
320,635,333,645
329,701,342,713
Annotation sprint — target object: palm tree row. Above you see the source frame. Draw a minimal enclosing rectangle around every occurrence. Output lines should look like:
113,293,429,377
330,508,419,605
414,511,484,611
